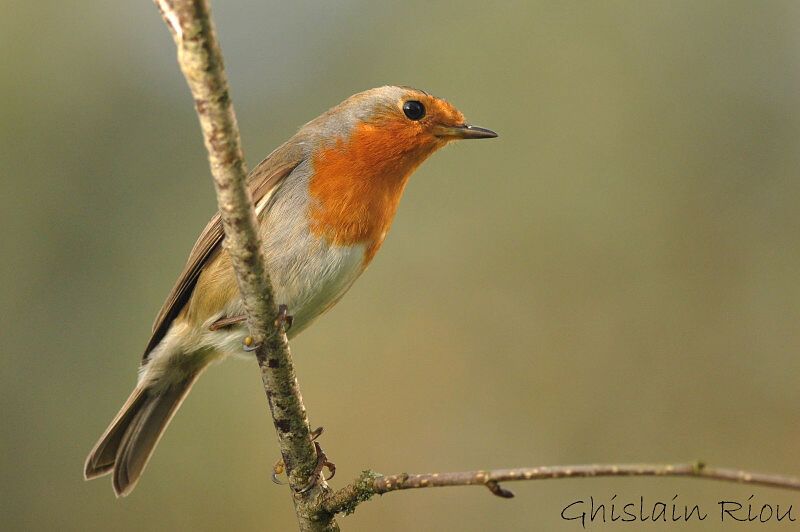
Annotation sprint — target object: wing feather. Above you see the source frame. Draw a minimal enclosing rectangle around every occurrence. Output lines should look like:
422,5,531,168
142,145,304,361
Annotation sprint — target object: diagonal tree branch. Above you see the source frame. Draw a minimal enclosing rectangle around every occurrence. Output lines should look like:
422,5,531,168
152,1,335,530
316,462,800,518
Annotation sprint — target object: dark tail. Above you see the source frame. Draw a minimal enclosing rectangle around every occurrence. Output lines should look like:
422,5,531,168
84,375,199,497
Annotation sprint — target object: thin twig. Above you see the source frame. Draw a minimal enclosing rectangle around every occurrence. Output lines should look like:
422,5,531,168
316,462,800,518
151,1,335,530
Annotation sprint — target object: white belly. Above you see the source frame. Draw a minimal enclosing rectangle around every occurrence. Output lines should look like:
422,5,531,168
256,162,370,337
272,241,366,336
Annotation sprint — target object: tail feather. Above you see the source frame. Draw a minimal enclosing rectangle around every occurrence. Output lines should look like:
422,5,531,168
84,386,148,480
84,375,200,497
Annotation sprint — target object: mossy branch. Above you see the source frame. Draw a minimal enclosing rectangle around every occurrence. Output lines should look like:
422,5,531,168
152,1,336,530
314,463,800,519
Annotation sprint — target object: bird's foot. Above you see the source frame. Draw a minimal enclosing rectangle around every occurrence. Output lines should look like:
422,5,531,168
242,304,294,351
242,335,261,352
271,458,286,485
271,427,329,487
309,425,324,441
274,304,294,332
296,442,336,493
296,427,335,493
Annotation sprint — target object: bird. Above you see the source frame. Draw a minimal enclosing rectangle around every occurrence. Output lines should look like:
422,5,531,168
84,85,497,497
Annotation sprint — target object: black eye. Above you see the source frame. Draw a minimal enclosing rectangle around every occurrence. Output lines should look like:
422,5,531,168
402,100,426,121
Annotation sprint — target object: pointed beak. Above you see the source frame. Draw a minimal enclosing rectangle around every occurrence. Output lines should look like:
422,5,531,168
436,123,498,140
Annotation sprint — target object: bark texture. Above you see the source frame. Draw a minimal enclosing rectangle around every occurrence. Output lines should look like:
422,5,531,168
153,1,336,530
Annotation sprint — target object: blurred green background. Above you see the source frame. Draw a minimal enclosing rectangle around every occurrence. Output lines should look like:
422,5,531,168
2,1,800,530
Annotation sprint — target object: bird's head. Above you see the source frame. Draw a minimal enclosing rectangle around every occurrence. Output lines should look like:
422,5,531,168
363,85,498,142
302,86,496,260
303,86,496,174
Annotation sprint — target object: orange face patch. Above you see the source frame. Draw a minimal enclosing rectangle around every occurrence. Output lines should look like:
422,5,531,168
308,96,461,265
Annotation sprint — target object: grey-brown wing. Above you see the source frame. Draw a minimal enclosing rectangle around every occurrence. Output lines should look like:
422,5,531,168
141,148,303,362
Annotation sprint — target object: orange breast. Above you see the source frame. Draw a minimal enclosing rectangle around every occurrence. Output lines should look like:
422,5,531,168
308,120,440,265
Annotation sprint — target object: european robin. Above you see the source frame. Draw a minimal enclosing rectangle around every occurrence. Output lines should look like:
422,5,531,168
84,86,497,496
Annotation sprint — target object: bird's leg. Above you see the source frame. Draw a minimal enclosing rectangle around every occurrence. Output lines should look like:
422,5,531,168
295,442,336,493
243,304,293,351
209,314,247,331
271,426,328,486
296,427,336,493
274,304,294,332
